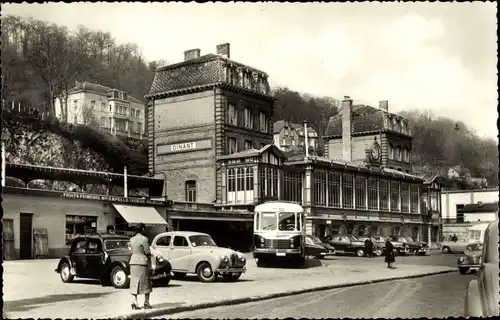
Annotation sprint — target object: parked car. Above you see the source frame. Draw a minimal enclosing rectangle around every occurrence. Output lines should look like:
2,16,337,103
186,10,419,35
305,235,333,258
458,242,483,274
390,236,411,255
324,235,366,257
357,236,384,256
150,231,247,283
464,220,500,317
55,234,172,289
403,237,430,255
441,239,468,254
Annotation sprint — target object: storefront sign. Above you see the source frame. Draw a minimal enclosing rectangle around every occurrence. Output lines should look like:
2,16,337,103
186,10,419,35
157,139,212,155
61,192,165,205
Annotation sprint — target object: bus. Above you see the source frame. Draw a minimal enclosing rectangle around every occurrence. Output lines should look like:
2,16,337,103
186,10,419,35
467,223,490,243
252,201,306,267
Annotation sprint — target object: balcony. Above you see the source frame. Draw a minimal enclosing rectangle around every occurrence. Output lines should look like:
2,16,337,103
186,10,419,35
112,111,131,119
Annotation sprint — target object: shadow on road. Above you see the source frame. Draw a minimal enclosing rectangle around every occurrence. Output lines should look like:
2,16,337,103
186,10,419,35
4,292,112,313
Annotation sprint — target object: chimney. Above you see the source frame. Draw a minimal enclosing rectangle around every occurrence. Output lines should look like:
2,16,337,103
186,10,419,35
184,48,201,61
379,100,389,111
216,43,230,59
342,96,353,162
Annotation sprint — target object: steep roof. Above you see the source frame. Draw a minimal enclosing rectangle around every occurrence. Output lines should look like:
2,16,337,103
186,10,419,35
324,104,385,138
147,53,270,98
218,144,286,161
68,81,144,104
273,120,317,135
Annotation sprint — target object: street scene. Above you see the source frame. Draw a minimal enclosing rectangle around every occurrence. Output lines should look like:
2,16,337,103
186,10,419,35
1,2,498,320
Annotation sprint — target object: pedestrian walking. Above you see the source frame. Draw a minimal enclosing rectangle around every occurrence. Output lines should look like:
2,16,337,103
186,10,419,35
384,237,395,268
129,223,153,310
367,236,374,258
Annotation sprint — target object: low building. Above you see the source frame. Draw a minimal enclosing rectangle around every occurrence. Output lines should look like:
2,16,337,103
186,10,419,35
441,188,499,223
54,82,147,139
462,202,498,223
273,120,318,152
2,163,167,260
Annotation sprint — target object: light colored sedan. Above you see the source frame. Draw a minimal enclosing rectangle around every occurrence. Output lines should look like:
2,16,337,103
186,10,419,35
151,231,247,283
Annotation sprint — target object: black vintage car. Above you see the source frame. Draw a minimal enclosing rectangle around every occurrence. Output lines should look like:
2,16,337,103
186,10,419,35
458,242,483,274
402,237,430,255
55,234,173,289
306,235,334,258
323,235,366,257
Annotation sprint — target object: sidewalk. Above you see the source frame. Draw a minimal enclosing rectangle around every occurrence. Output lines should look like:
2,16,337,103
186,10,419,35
3,257,455,319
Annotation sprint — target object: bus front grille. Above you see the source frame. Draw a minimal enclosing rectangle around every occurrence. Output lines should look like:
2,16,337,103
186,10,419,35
264,239,289,249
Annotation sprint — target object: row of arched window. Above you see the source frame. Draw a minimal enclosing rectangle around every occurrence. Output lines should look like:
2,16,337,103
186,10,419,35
388,144,410,162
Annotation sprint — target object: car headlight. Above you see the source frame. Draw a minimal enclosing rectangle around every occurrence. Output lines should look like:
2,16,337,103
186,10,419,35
478,256,482,264
459,257,465,262
260,237,265,243
156,256,164,263
290,237,294,243
222,255,229,263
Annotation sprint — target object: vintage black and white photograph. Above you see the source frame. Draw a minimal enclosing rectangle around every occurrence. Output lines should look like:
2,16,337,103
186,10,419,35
1,2,498,319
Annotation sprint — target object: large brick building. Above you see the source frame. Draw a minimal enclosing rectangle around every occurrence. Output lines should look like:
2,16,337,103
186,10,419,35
145,43,443,248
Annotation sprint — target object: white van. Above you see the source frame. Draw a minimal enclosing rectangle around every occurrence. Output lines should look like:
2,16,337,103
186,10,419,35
466,223,490,243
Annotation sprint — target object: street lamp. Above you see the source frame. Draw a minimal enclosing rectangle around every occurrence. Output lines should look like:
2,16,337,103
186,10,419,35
2,130,12,187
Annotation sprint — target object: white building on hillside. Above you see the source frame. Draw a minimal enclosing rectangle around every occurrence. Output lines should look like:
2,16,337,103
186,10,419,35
54,82,146,139
441,188,499,223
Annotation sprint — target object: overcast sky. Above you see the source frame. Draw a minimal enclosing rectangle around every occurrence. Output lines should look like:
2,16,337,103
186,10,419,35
3,2,498,139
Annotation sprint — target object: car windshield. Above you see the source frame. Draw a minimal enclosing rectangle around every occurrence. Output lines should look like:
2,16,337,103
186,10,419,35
104,240,131,251
466,243,483,252
259,212,277,231
405,237,414,242
189,235,216,247
350,236,359,241
310,236,322,243
398,237,407,242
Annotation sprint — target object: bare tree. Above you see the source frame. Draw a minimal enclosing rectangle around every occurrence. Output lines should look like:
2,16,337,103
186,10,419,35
81,103,100,128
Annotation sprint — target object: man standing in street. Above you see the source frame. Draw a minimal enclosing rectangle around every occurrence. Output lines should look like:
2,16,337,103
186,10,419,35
364,236,373,258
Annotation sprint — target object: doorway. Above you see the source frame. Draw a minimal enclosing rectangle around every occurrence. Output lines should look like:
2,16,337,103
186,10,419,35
19,213,33,259
3,219,15,260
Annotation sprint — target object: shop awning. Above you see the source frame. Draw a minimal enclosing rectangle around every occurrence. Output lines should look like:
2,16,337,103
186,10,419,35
112,204,168,225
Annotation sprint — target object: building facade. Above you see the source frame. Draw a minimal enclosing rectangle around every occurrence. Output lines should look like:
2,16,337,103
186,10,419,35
54,82,147,139
2,163,168,260
441,188,499,223
273,120,318,152
145,44,441,248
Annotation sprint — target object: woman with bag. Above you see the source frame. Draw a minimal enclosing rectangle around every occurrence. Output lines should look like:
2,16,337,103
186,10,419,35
129,223,153,310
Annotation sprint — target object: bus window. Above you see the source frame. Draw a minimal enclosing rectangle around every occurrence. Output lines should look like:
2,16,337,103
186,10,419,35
259,212,277,231
255,213,260,230
278,212,296,231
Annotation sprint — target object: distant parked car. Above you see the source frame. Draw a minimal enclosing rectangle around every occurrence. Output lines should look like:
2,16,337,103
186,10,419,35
324,235,366,257
55,234,172,289
441,239,468,254
458,242,483,274
151,231,247,283
305,235,333,258
357,236,384,256
403,237,430,255
464,220,500,317
390,237,411,255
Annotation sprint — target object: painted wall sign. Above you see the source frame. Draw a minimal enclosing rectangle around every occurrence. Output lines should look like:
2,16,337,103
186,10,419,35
61,192,165,205
157,139,212,155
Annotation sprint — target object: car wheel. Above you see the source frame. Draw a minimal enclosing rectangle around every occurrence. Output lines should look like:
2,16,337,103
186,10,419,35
173,272,187,279
60,262,74,283
356,248,364,257
155,276,171,287
374,249,382,257
221,273,241,282
197,262,216,283
459,267,469,275
442,246,451,254
110,266,130,289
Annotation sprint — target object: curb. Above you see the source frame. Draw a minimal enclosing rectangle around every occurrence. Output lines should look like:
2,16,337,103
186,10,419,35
110,269,456,319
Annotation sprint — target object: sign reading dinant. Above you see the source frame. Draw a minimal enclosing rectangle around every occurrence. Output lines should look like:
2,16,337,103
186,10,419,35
157,139,212,155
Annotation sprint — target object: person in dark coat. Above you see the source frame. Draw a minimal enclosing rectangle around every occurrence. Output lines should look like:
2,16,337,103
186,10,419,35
384,237,395,268
366,236,374,258
129,223,153,310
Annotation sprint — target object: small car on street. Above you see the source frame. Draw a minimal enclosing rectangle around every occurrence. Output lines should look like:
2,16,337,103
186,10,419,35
150,231,247,283
464,220,499,317
55,234,172,289
323,235,366,257
403,237,429,255
390,236,411,255
357,236,384,257
458,242,483,274
440,239,468,254
305,235,333,258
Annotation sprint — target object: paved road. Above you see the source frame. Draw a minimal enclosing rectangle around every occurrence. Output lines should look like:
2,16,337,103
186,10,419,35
165,272,472,319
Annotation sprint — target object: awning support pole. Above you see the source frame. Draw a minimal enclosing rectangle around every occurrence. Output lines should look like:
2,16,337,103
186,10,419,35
124,166,128,198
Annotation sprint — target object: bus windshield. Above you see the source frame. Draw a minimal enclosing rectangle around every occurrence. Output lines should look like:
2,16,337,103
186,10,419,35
257,212,300,231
